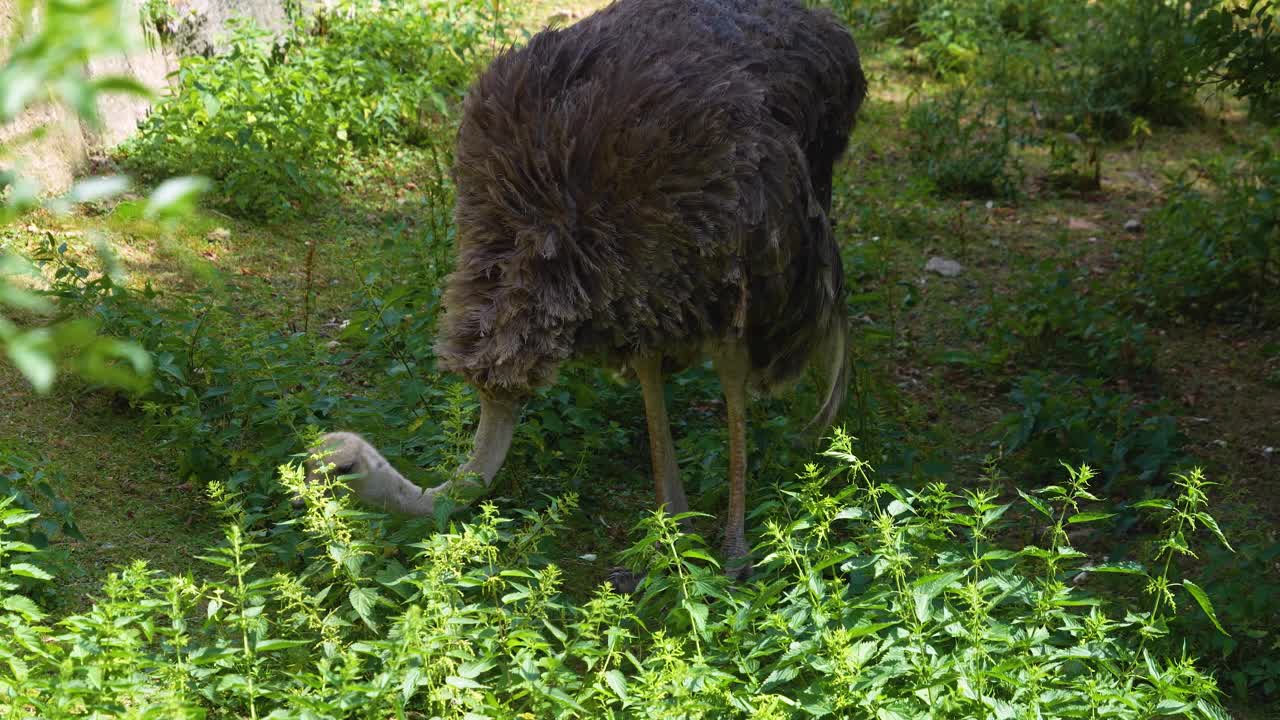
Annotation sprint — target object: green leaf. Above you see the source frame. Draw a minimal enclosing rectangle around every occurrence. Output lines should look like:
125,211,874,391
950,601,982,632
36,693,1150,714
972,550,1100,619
1154,699,1192,714
847,621,898,638
8,562,53,580
7,330,55,393
1087,560,1147,576
349,586,380,630
144,176,210,219
66,175,130,204
457,659,495,679
446,675,485,690
1,511,40,527
912,570,966,623
684,599,709,638
254,639,309,652
1195,512,1233,552
1067,511,1116,524
188,646,239,665
1017,489,1052,518
1181,580,1228,636
979,549,1018,562
90,75,153,98
603,669,628,700
1,69,42,119
2,594,44,621
680,548,720,566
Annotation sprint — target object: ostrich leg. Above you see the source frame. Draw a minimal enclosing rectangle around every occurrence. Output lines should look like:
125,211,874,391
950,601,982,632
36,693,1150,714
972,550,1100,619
714,344,752,579
633,356,689,516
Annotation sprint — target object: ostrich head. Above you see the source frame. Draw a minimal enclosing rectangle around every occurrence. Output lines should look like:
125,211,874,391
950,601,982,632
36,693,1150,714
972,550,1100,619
296,430,381,504
299,432,431,515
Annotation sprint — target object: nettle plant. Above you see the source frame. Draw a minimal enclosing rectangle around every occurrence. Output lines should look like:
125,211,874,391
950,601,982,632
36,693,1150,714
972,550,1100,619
0,432,1230,718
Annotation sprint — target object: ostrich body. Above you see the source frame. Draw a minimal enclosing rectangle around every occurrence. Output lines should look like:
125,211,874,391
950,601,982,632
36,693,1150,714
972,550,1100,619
312,0,866,576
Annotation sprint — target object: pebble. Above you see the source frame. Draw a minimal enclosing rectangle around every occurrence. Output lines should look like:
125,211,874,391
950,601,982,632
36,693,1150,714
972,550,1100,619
925,256,963,277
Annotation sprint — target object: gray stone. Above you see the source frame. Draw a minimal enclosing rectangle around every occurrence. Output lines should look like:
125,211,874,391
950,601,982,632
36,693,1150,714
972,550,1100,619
1124,218,1143,233
925,256,963,278
1,0,298,195
0,0,174,194
0,0,181,194
163,0,293,56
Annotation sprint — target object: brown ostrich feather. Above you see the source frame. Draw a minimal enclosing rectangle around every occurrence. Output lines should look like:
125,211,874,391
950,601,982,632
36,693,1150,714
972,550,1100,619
437,0,867,426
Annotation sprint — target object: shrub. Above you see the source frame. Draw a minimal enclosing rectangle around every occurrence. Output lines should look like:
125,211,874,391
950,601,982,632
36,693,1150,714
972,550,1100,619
1181,538,1280,701
975,263,1155,377
1000,371,1188,491
119,0,506,218
906,89,1020,198
1189,0,1280,123
1049,0,1200,138
0,435,1233,718
0,450,82,606
1,0,201,393
1135,131,1280,320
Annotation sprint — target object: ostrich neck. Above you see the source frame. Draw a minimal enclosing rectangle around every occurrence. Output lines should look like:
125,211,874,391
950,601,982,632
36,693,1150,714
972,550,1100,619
358,452,434,516
456,392,519,487
365,392,519,516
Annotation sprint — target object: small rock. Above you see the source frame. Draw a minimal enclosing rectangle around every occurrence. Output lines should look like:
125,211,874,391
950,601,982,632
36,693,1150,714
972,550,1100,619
1124,218,1143,233
206,227,230,243
1068,217,1100,232
925,256,963,277
326,340,340,350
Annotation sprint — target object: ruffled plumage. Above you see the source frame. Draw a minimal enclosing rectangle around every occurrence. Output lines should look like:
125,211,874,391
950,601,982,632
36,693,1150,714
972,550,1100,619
438,0,866,420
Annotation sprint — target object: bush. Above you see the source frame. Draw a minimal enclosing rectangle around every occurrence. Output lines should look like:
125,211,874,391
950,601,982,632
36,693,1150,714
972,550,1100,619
1182,538,1280,701
1189,0,1280,124
974,263,1155,377
119,0,505,218
0,435,1233,718
1000,371,1188,491
906,89,1020,198
1135,132,1280,320
1049,0,1200,138
1,0,202,393
0,450,82,606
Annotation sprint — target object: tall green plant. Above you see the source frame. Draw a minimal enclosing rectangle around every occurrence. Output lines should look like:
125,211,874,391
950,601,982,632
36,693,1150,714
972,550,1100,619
119,0,511,218
0,435,1233,718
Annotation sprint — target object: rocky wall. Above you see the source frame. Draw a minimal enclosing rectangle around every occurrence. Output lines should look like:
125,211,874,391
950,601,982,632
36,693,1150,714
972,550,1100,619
1,0,295,195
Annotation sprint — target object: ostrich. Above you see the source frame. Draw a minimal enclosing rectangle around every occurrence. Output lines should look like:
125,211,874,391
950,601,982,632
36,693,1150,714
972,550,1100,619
307,0,867,578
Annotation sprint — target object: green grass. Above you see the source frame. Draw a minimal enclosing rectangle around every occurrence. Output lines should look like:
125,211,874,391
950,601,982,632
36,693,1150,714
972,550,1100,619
2,0,1279,715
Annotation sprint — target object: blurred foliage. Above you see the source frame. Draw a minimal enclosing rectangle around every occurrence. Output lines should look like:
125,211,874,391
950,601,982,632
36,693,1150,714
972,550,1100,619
0,0,204,393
